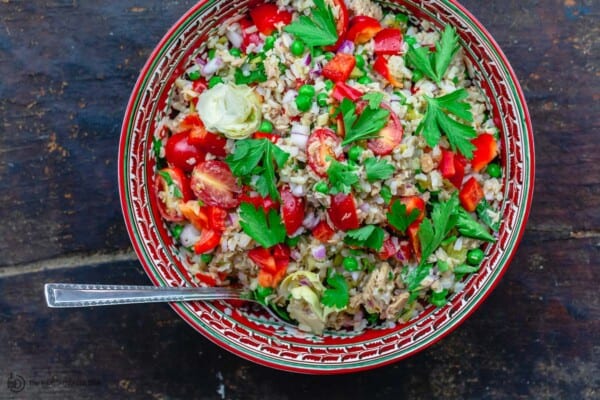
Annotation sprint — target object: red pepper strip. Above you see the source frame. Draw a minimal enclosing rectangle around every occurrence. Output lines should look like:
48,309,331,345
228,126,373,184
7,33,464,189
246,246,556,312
332,82,363,102
471,133,498,172
439,149,456,179
459,177,484,212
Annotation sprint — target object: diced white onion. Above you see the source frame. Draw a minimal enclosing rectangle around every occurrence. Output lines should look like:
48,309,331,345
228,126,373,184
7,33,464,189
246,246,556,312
202,56,223,76
290,122,310,136
180,224,201,247
290,133,308,148
226,30,243,48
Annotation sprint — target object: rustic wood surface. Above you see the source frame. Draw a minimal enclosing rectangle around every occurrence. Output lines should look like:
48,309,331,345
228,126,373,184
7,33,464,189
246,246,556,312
1,0,598,398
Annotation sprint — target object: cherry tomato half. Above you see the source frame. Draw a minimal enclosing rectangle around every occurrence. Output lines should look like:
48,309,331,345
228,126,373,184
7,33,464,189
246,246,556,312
190,160,241,209
165,131,206,172
280,186,305,235
249,3,292,35
367,104,403,155
193,229,221,254
180,114,227,157
328,193,360,231
307,128,344,176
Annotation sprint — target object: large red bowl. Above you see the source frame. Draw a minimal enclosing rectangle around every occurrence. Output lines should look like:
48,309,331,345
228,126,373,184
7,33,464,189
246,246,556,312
119,0,534,373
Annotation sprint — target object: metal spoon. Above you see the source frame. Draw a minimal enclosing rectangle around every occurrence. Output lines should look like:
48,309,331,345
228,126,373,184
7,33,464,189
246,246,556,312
44,283,295,328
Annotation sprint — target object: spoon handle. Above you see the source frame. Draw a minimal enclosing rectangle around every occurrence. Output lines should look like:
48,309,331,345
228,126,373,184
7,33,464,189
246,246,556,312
44,283,245,308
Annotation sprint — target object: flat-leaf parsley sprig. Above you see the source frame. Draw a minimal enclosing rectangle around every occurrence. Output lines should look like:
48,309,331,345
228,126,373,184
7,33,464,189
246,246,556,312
340,98,390,146
284,0,338,47
238,202,287,248
406,25,460,83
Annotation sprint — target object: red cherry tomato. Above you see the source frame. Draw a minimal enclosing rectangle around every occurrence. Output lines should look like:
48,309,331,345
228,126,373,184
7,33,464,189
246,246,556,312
179,200,210,231
307,128,344,176
239,193,279,213
312,220,336,242
379,238,399,260
398,196,426,223
322,53,356,82
165,131,206,172
346,15,382,44
374,28,403,55
193,229,221,254
250,245,290,288
471,133,498,172
206,206,228,232
459,177,484,212
367,104,403,155
280,186,305,235
154,167,193,222
238,18,262,52
332,82,363,102
324,0,349,51
249,247,277,273
190,160,241,209
249,3,292,35
180,114,227,157
449,154,468,188
328,193,360,231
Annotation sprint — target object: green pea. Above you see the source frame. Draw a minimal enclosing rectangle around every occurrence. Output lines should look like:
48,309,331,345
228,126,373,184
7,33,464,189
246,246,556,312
405,35,417,46
264,35,276,51
317,92,329,107
355,54,366,69
357,75,372,84
342,257,359,271
412,69,424,82
208,76,223,88
171,225,183,240
229,47,241,57
348,145,363,161
315,181,328,194
395,14,409,24
295,94,312,111
324,79,334,91
290,40,305,56
466,248,485,266
312,47,324,58
298,84,315,98
200,254,213,263
258,120,273,133
208,48,216,59
255,285,273,303
486,163,501,178
187,69,201,81
324,52,334,60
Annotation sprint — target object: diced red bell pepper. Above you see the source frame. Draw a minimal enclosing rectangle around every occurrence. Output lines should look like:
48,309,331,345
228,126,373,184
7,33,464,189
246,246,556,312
238,18,262,52
378,238,399,260
332,82,363,102
459,177,484,212
398,196,426,223
373,55,402,87
181,114,227,157
449,154,468,188
249,247,277,273
192,78,208,94
439,149,456,179
280,186,305,235
205,206,228,232
193,229,221,254
251,245,290,288
471,133,498,172
179,201,210,231
249,3,292,35
346,15,382,44
374,28,403,55
312,220,335,242
328,193,360,231
322,53,356,82
239,193,279,213
252,132,280,143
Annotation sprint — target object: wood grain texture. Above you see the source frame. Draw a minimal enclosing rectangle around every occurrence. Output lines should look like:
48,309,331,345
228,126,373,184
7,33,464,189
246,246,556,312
0,0,598,398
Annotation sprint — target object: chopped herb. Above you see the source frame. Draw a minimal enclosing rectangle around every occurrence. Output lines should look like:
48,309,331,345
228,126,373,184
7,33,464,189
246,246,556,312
234,64,267,85
437,260,450,272
361,92,384,109
456,207,495,242
321,273,349,309
405,25,460,83
418,89,477,159
225,139,290,201
238,202,287,248
403,263,432,292
454,264,479,274
254,285,273,306
418,194,459,266
364,157,395,182
326,159,359,194
158,170,183,198
284,0,338,47
380,186,392,204
476,200,501,231
339,98,390,146
344,225,385,251
387,200,420,234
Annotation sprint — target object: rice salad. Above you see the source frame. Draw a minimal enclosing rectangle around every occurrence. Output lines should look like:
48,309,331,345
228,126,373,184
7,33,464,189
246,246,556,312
151,0,503,334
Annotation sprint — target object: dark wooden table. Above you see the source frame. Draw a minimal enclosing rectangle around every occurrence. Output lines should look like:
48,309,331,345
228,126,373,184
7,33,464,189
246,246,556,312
1,0,598,398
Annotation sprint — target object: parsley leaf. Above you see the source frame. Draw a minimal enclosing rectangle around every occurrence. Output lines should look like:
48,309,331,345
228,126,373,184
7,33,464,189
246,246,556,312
418,194,459,266
326,159,359,194
364,157,395,182
418,89,477,158
158,170,182,198
403,264,432,292
476,200,501,232
238,202,286,248
234,64,267,85
344,225,385,251
456,207,496,242
386,200,420,234
284,0,338,47
361,92,384,110
340,98,390,146
225,139,289,201
321,273,349,309
406,25,460,83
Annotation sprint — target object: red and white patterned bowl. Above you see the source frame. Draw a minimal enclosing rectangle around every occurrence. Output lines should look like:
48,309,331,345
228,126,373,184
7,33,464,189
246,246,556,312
119,0,534,374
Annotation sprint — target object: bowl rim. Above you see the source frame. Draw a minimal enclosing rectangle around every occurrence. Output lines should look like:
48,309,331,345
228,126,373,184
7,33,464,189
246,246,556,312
118,0,535,374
